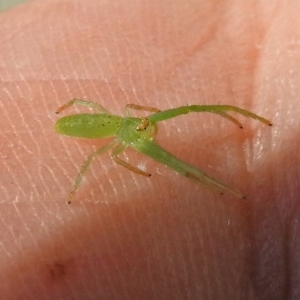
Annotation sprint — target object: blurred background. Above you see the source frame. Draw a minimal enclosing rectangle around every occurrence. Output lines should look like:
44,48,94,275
0,0,29,12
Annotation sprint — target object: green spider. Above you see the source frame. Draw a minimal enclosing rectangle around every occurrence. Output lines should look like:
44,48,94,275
55,99,272,203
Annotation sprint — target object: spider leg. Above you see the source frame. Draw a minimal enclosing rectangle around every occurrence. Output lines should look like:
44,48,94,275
56,98,112,114
68,140,118,203
125,104,160,116
112,144,151,177
148,105,272,127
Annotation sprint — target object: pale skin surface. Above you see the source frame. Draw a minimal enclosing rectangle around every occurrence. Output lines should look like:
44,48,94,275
0,0,299,299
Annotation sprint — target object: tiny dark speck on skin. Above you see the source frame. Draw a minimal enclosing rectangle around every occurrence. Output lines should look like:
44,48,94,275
48,262,66,281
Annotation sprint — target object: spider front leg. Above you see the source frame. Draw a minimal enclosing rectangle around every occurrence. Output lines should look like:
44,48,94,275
148,105,272,127
56,98,112,114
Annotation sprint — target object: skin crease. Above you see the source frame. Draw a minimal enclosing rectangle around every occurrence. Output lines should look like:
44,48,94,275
0,0,299,299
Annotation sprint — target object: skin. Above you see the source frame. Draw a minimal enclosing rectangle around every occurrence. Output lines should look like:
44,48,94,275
0,0,299,299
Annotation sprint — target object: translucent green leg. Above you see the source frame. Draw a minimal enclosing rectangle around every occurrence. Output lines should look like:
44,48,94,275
134,139,246,199
148,105,272,127
68,141,117,203
125,104,160,116
111,144,151,177
56,98,112,114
